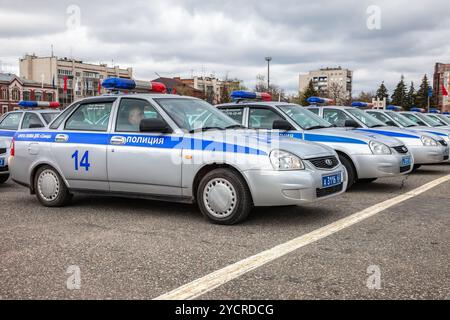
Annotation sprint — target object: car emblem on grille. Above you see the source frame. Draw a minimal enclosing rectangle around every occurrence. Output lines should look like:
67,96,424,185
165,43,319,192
325,159,334,166
402,147,408,152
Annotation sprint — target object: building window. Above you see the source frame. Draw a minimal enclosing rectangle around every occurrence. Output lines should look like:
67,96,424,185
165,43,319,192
35,91,42,102
1,87,8,100
46,92,54,101
11,88,20,101
58,69,73,76
23,91,30,101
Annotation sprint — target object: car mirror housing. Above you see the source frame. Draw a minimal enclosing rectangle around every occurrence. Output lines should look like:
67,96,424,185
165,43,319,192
273,119,293,131
139,118,172,133
344,119,360,128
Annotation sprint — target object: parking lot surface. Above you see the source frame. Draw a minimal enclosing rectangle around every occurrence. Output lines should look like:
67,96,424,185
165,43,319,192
0,164,449,299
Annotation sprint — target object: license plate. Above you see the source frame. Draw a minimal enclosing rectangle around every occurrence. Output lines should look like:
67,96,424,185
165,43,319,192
322,173,342,188
401,156,411,167
445,148,449,156
0,158,4,167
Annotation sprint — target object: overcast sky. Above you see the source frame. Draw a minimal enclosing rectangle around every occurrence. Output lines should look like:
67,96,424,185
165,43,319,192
0,0,449,95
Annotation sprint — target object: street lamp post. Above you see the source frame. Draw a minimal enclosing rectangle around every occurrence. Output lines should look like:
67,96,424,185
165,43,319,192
265,57,272,91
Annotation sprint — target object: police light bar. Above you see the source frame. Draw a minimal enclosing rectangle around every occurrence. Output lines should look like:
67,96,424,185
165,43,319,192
306,97,334,105
102,78,167,93
429,108,441,114
351,101,374,108
18,101,60,108
231,91,271,101
443,112,450,115
410,107,425,113
386,105,403,111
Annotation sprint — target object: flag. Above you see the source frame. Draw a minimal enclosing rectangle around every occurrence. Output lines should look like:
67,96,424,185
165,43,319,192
98,80,101,95
63,76,68,93
442,84,448,96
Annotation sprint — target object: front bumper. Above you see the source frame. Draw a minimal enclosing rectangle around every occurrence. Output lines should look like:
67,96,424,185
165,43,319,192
354,153,413,179
243,165,347,207
409,145,449,164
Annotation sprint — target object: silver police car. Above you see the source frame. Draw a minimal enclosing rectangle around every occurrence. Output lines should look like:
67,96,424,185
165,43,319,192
217,101,412,189
0,108,60,184
10,91,347,225
307,106,450,167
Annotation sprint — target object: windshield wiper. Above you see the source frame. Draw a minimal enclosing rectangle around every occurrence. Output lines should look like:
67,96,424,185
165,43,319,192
370,124,386,128
189,126,225,133
306,125,329,130
225,124,246,129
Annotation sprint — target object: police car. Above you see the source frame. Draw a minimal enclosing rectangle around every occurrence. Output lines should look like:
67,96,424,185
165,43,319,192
306,100,449,168
0,102,60,184
216,91,412,190
425,110,450,127
400,109,450,130
10,78,347,225
365,108,450,143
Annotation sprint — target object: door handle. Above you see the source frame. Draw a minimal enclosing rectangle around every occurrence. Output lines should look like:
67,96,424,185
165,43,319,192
110,136,126,145
55,134,69,143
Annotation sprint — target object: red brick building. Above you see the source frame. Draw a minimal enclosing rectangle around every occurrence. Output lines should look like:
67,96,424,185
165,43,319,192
0,73,58,115
433,63,450,112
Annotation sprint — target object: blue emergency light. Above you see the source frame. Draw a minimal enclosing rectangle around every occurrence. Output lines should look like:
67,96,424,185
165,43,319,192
351,102,368,108
386,105,402,111
102,78,136,90
306,97,334,105
429,109,440,114
18,101,60,108
410,107,425,113
231,91,271,101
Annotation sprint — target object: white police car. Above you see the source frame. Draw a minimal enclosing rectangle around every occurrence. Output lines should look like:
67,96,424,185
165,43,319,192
217,91,413,190
400,109,450,130
10,79,347,225
0,102,60,184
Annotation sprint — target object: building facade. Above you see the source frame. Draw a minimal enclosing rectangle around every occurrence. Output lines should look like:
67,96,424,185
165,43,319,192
433,63,450,112
178,76,241,104
20,54,133,107
299,67,353,103
0,73,57,115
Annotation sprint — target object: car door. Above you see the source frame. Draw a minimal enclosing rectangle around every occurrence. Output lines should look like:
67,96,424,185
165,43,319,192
107,97,182,196
51,99,115,191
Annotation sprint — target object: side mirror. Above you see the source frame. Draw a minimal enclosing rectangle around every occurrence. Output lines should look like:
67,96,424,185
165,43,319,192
140,118,172,133
273,119,293,131
29,123,44,129
344,119,360,128
385,120,397,127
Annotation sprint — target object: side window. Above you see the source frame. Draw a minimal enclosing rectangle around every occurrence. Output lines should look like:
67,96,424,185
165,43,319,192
22,113,44,129
323,109,353,127
221,108,244,124
367,112,392,125
402,113,424,125
50,104,78,129
249,108,284,129
308,108,320,115
0,112,22,130
65,102,113,132
116,98,163,132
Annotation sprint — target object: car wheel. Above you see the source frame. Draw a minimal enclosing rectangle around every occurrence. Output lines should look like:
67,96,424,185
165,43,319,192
34,165,71,207
358,178,377,183
197,168,252,225
0,174,9,184
338,155,356,190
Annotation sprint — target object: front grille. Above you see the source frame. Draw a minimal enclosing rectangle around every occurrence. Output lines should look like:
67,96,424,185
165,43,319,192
439,140,448,147
400,165,411,173
316,183,343,198
308,156,339,170
0,148,6,154
393,145,409,154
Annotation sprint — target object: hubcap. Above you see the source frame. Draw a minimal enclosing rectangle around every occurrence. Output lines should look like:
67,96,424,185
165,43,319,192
38,170,60,202
203,178,237,218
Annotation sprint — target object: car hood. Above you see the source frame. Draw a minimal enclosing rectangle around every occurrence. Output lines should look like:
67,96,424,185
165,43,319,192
197,129,336,159
406,126,450,139
311,127,403,147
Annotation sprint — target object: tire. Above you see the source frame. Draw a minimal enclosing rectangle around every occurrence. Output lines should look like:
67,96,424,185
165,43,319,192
197,168,252,225
358,178,378,184
0,174,9,184
34,165,71,207
338,155,356,190
412,164,422,172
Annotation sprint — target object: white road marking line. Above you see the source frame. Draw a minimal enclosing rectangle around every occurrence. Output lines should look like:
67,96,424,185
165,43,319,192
155,174,450,300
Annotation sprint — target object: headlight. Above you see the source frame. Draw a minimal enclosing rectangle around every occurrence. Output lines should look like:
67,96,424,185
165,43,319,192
421,136,438,146
369,141,391,155
270,150,305,170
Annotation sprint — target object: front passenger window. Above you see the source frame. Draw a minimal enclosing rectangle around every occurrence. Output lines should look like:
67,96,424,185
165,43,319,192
65,102,113,132
22,113,44,129
116,98,164,132
249,108,284,129
323,109,353,127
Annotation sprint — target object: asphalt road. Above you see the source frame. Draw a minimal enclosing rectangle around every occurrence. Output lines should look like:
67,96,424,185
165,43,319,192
0,164,449,300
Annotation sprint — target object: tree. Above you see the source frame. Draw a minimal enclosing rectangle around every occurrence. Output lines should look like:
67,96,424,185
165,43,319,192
327,80,349,105
300,79,318,105
391,75,407,108
405,82,416,110
254,74,287,101
416,74,431,109
354,91,374,103
375,81,389,105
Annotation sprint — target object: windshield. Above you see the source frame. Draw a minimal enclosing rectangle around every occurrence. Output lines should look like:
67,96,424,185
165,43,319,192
41,113,59,124
413,113,443,127
346,108,386,128
436,114,450,125
278,104,333,130
429,114,450,125
154,98,240,132
385,111,418,127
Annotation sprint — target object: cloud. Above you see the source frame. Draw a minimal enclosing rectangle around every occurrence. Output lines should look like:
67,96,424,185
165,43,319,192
0,0,449,95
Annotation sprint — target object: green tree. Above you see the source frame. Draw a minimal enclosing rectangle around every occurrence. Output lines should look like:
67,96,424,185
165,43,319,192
375,81,389,104
301,79,318,105
391,75,407,108
416,74,431,109
355,91,374,103
405,81,416,110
